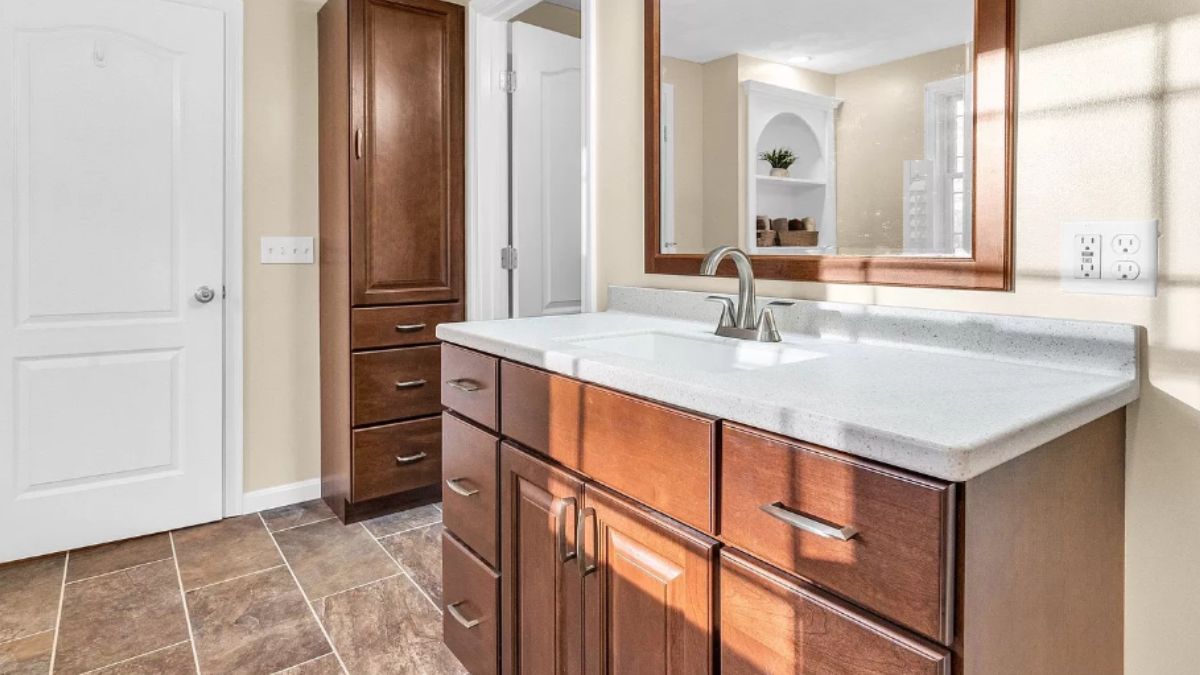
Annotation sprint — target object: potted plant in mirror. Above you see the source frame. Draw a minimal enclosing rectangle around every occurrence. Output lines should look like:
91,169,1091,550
759,148,797,178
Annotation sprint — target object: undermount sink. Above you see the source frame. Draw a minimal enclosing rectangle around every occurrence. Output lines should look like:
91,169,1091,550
569,331,824,373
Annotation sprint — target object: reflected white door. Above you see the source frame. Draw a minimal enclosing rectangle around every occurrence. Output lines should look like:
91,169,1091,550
0,0,227,562
511,22,582,318
660,83,677,253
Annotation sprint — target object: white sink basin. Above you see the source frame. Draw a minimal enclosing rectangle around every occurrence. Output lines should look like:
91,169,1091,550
569,331,824,373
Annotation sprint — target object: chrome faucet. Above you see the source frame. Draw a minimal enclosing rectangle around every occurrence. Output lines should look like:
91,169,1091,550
700,246,793,342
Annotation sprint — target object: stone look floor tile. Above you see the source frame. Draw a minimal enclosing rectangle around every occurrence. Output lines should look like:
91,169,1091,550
281,652,344,674
54,559,190,675
381,523,444,606
0,630,54,674
66,533,173,583
261,500,336,533
172,515,282,590
186,566,330,674
90,641,196,674
272,519,398,600
313,575,465,675
0,554,64,643
361,503,442,539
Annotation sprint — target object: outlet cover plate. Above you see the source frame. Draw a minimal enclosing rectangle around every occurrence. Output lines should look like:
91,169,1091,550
261,236,315,264
1061,220,1158,297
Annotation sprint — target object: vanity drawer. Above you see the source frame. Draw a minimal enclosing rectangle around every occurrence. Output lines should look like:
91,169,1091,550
442,412,499,567
720,423,955,643
351,416,442,503
720,551,950,674
501,361,716,533
443,531,500,675
441,344,499,431
351,303,463,350
352,346,442,426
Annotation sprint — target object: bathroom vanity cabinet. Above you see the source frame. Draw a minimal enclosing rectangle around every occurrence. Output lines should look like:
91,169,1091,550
438,342,1125,674
317,0,465,521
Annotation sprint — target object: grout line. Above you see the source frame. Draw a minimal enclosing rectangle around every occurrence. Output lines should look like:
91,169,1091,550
48,550,68,673
0,628,54,649
76,640,191,675
268,516,337,534
168,532,204,674
184,564,288,594
258,512,351,675
311,572,404,604
64,557,175,585
270,650,338,675
369,519,442,542
361,522,442,615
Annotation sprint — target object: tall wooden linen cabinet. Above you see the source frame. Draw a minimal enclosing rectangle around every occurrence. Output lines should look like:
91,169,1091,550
318,0,465,521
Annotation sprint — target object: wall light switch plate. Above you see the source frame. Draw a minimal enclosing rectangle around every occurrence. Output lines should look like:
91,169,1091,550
1061,220,1159,297
261,236,315,264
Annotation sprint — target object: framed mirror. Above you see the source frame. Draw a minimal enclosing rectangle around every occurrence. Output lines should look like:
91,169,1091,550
644,0,1014,289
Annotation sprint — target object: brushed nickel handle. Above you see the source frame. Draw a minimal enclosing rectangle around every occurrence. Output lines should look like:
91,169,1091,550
576,506,598,576
355,129,364,159
446,601,480,629
394,323,427,333
556,497,577,563
446,378,482,393
761,502,859,542
395,379,427,390
395,452,428,465
445,478,479,497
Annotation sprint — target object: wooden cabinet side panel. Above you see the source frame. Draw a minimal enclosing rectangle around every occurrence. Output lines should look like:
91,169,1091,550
318,0,352,518
499,443,584,675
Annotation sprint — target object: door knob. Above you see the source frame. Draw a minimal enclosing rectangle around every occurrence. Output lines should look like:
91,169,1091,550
194,286,217,304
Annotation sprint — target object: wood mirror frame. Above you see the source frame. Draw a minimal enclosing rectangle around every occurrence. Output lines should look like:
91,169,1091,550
644,0,1015,290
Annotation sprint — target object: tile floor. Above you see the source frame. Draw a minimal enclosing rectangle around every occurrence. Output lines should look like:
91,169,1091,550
0,501,463,675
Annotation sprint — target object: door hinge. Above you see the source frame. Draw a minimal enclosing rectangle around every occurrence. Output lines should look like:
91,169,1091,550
501,246,518,270
222,285,227,299
500,70,517,94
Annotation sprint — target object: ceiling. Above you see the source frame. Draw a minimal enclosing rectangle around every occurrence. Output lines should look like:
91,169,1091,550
544,0,582,10
660,0,973,74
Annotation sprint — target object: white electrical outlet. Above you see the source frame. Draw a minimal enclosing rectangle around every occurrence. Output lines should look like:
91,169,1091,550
1061,220,1159,296
261,236,315,264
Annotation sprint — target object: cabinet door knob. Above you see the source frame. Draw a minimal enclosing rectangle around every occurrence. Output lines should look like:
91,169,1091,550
394,323,427,333
445,378,482,393
445,478,479,497
446,601,480,629
395,379,427,390
760,502,859,541
395,452,428,465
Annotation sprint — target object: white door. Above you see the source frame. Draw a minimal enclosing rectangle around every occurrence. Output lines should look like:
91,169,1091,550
660,83,677,253
510,22,582,318
0,0,228,562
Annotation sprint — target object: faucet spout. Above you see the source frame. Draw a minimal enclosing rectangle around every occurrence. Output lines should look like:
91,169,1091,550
700,246,757,329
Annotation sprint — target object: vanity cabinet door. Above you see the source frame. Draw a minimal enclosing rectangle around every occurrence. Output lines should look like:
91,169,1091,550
500,443,584,675
579,484,716,675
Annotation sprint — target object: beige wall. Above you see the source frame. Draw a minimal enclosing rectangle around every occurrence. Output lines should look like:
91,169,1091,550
514,2,581,38
700,55,740,249
661,57,706,252
596,0,1200,672
834,46,967,251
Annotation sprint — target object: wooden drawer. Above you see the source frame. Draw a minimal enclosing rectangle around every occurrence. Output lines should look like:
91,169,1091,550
442,412,499,567
720,424,955,643
500,361,715,534
440,344,499,431
351,416,441,503
720,551,950,674
443,531,499,675
351,303,463,350
352,345,442,426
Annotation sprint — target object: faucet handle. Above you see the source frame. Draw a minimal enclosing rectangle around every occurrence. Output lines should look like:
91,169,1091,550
756,307,783,342
705,295,736,329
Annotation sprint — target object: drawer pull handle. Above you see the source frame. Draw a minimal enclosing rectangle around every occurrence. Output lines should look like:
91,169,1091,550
445,378,482,393
446,601,481,629
394,323,427,333
395,379,427,390
761,502,859,542
576,506,598,576
445,478,479,497
555,497,577,563
395,452,428,465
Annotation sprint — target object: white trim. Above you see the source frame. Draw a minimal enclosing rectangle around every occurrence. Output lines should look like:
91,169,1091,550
471,0,541,20
242,479,322,515
580,0,598,312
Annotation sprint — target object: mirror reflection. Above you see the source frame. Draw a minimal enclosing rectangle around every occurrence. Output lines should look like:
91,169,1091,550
658,0,975,257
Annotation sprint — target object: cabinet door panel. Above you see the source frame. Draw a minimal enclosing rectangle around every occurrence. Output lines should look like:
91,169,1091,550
352,0,464,305
581,484,716,675
500,443,584,675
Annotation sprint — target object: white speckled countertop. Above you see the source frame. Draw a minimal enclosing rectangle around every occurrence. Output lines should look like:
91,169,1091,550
437,287,1140,482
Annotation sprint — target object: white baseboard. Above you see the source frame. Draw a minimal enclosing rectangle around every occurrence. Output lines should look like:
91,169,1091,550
242,478,322,515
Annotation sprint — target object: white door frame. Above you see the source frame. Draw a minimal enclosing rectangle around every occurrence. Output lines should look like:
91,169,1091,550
177,0,244,517
467,0,597,319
